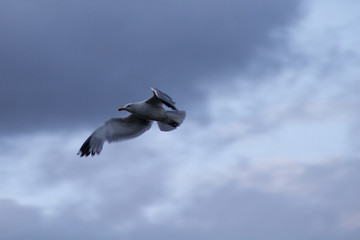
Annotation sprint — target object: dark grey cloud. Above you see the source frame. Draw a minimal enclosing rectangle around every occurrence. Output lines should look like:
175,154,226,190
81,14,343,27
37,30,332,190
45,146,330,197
0,0,302,134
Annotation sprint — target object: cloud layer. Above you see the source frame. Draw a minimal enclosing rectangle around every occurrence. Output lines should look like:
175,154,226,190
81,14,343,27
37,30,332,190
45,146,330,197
1,0,360,239
0,0,301,133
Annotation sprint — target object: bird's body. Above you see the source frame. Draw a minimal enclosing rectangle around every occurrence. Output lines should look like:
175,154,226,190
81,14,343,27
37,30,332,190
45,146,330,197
78,88,185,157
125,102,166,121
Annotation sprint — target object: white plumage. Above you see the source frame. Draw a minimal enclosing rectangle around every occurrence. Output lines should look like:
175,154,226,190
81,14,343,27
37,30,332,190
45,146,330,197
78,88,186,157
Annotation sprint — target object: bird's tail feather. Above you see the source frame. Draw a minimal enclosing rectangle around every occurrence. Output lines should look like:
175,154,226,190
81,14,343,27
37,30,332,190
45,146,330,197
157,110,186,132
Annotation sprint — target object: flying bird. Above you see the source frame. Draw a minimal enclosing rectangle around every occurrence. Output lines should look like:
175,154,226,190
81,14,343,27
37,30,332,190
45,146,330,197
78,88,186,157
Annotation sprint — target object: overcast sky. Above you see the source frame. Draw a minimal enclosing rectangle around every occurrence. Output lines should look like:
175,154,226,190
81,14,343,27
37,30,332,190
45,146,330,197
1,0,360,239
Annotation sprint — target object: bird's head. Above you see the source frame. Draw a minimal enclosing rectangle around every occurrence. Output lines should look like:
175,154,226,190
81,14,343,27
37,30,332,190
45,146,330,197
118,103,136,113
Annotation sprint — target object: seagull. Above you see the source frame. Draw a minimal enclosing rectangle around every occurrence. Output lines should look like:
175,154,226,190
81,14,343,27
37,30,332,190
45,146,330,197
78,88,186,157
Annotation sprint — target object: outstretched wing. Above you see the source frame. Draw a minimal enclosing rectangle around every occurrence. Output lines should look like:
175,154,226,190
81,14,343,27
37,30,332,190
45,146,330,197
145,87,178,110
78,114,152,157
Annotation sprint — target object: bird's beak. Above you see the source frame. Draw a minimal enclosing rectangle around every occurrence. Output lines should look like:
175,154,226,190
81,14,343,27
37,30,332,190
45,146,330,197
118,107,126,111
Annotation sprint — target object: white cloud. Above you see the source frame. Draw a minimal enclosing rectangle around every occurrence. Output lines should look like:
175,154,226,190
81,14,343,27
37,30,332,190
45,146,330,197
134,0,360,233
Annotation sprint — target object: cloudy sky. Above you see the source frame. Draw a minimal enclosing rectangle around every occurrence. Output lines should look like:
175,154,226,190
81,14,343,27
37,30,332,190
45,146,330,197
1,0,360,239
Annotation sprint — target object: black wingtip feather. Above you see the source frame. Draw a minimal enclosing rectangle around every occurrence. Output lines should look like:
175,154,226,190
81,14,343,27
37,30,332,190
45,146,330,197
78,136,92,157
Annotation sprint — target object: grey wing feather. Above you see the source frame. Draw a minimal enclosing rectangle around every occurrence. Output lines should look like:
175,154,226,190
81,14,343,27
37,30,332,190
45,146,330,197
146,87,178,110
78,114,152,156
